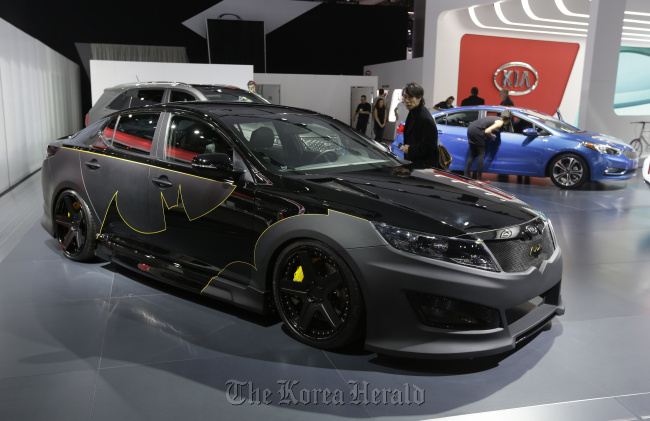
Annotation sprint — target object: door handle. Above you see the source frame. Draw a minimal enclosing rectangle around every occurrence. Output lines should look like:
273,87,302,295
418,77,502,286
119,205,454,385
152,176,173,188
438,130,444,135
84,160,100,170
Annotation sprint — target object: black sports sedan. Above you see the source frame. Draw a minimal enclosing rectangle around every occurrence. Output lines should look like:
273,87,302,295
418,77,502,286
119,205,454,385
41,101,564,359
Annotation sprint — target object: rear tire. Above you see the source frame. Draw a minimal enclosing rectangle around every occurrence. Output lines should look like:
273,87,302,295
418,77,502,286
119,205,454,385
54,190,97,261
549,153,589,189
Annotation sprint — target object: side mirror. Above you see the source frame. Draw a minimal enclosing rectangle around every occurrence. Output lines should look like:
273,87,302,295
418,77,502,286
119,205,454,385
522,128,538,137
191,153,242,178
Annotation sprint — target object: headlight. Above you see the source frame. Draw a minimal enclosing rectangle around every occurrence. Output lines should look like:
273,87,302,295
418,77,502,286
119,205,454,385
372,222,498,271
581,142,621,155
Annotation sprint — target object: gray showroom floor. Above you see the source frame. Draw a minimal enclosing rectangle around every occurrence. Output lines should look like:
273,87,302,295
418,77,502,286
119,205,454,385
1,169,649,421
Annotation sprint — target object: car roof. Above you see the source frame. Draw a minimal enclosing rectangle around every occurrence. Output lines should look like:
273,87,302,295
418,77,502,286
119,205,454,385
433,105,551,117
133,101,320,118
105,82,241,92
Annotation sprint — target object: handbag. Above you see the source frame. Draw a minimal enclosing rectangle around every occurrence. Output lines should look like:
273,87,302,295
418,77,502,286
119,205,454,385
438,142,452,170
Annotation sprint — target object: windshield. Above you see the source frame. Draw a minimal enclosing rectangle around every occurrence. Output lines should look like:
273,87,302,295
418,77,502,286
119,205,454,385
221,114,403,175
193,86,268,104
519,110,585,133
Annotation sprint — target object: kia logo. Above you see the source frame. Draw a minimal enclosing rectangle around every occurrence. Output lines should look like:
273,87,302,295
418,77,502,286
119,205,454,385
494,62,539,96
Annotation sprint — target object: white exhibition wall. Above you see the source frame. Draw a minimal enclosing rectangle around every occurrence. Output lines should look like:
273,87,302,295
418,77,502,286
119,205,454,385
89,61,255,104
0,17,81,195
363,57,424,140
253,73,377,125
88,61,377,127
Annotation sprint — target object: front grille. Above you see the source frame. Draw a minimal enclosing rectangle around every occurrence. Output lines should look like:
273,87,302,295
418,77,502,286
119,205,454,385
624,150,638,160
484,229,555,273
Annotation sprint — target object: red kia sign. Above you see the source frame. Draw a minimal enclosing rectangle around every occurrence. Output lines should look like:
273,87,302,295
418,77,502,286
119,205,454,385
458,35,579,114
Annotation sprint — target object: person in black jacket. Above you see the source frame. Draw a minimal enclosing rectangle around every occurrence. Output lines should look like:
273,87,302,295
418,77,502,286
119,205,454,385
399,82,438,168
460,87,485,106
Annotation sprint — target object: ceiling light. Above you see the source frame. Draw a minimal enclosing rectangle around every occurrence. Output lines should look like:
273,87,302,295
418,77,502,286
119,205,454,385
496,2,587,32
555,0,588,18
469,6,586,37
522,0,587,26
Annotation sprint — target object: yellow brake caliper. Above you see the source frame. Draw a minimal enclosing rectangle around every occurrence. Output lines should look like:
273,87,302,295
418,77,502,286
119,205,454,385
293,266,304,282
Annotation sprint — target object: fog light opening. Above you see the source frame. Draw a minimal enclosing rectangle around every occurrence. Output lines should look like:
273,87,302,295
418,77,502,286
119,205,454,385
407,292,500,330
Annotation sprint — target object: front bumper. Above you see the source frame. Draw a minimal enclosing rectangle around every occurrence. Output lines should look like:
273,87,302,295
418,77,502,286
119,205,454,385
348,244,563,359
591,152,638,181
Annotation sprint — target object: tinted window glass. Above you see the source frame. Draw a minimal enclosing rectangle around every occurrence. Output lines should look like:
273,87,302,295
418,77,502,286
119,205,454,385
165,115,231,164
192,86,268,103
107,91,133,110
112,113,160,155
132,89,165,106
435,115,446,125
511,116,534,134
169,90,197,102
445,111,479,127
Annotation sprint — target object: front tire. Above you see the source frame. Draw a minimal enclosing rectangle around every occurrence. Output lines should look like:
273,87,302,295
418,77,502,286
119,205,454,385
630,138,643,156
272,240,365,350
549,153,589,189
54,190,97,261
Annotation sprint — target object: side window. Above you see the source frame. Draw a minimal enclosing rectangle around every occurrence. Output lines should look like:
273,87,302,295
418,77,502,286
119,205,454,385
92,117,118,149
165,115,232,164
112,113,160,155
132,89,165,106
536,125,551,136
446,111,479,127
169,90,198,102
107,91,133,110
435,114,447,125
511,117,534,134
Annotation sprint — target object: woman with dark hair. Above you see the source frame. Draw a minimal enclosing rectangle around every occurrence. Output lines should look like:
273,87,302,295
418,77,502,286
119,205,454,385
398,82,438,167
373,97,387,141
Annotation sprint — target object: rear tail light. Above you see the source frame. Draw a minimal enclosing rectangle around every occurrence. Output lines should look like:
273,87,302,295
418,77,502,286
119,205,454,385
397,123,405,135
85,113,89,127
46,145,60,157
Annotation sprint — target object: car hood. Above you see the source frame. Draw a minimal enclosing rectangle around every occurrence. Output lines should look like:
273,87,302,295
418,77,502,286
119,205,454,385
561,130,633,150
295,167,544,238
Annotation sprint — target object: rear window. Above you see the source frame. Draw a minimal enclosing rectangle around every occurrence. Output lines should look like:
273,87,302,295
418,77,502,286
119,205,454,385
107,89,165,111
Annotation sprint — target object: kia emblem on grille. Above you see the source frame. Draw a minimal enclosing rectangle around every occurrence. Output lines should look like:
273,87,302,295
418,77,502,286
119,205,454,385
500,229,512,239
530,244,542,258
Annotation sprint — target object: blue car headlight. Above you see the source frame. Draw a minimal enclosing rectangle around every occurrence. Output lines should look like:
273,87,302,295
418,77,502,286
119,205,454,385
372,222,498,271
581,142,621,155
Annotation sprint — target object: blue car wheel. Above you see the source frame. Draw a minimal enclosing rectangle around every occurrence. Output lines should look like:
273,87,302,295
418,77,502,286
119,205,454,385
549,153,589,189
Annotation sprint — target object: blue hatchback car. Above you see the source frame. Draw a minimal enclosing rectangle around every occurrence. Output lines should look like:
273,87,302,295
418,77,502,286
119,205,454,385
391,106,638,189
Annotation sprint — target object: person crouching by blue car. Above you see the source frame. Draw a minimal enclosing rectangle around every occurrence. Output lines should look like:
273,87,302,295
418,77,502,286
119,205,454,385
464,110,512,183
398,82,439,168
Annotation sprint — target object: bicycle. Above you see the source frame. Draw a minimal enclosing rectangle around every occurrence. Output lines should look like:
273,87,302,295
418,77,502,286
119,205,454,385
630,121,650,155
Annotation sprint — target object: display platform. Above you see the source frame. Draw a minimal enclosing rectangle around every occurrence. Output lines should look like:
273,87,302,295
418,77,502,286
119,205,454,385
1,171,650,421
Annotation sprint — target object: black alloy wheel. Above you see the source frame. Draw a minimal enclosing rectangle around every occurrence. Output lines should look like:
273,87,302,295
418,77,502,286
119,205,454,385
550,153,589,189
273,240,365,350
54,190,97,261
